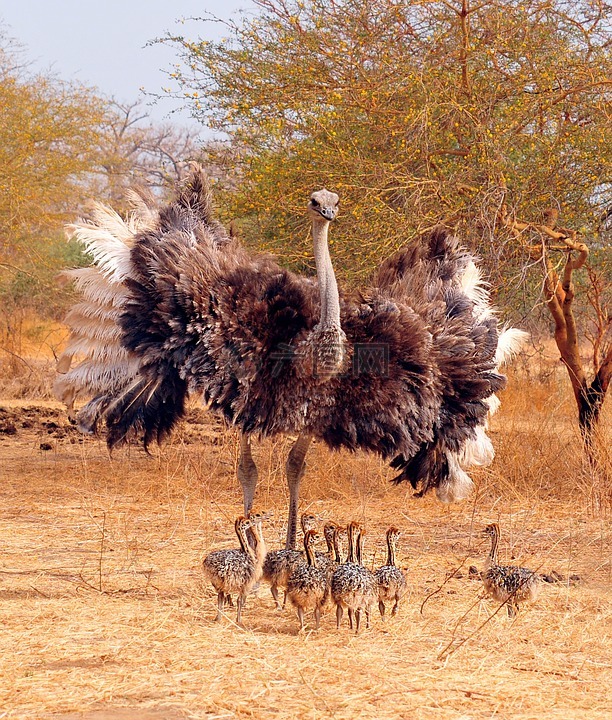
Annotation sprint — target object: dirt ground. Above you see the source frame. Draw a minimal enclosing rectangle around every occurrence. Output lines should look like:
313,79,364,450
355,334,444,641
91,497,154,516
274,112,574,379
0,398,610,720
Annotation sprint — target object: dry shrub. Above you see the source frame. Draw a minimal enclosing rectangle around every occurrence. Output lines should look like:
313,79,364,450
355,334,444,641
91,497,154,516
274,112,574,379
0,356,58,399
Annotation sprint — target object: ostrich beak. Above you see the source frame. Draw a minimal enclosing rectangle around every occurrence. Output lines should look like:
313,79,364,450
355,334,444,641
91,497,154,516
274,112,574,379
319,206,337,221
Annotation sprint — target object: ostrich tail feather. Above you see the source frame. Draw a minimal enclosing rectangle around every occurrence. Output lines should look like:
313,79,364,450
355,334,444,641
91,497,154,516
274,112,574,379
391,438,477,502
436,453,474,502
176,164,216,224
55,212,139,412
75,395,112,435
457,425,495,467
496,327,529,366
102,369,189,451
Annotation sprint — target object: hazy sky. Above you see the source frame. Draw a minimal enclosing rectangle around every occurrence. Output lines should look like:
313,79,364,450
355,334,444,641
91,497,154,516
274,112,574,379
1,0,254,127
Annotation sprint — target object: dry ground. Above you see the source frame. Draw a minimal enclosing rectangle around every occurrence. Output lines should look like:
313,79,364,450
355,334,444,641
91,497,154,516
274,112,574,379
0,375,610,719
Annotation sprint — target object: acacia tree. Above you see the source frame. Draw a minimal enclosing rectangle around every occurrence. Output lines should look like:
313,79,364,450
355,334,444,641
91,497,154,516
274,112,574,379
164,0,611,438
94,100,205,211
0,33,109,360
0,38,107,260
165,0,610,283
0,34,206,363
502,206,611,443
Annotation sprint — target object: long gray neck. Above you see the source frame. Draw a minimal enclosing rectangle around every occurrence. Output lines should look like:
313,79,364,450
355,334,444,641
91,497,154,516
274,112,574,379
312,218,341,329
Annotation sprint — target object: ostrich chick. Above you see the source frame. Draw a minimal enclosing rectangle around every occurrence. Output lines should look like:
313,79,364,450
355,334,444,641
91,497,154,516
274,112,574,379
202,512,268,627
262,513,318,610
482,523,540,617
331,522,377,633
315,522,339,575
375,527,407,618
287,530,329,630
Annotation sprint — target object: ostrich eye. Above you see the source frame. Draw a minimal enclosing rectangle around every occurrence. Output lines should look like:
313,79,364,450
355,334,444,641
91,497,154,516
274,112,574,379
311,198,319,207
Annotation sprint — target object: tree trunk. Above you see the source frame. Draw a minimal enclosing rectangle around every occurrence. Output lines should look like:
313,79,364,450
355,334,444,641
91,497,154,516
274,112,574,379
502,208,610,447
579,346,612,437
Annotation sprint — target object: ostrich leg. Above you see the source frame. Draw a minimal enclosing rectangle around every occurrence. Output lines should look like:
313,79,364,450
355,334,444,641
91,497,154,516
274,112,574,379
237,433,258,514
285,432,312,550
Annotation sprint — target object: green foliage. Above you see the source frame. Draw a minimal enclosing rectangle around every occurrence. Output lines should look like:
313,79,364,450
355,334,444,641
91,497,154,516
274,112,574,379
0,33,202,340
166,0,611,291
0,63,107,246
0,231,90,320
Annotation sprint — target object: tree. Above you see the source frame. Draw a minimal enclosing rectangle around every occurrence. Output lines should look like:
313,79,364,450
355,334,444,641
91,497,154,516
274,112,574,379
164,0,610,286
0,33,206,365
0,36,108,258
163,0,611,438
93,100,205,211
502,206,611,444
0,32,109,363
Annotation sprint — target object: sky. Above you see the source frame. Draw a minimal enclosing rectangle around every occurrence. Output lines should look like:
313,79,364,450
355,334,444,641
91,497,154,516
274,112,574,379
1,0,253,129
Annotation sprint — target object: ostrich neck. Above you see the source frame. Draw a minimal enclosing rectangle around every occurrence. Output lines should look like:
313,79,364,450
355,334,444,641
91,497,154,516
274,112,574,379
312,218,341,329
253,527,267,568
332,535,342,564
356,534,364,566
346,529,356,564
237,524,255,560
386,537,396,567
305,541,317,568
486,532,498,569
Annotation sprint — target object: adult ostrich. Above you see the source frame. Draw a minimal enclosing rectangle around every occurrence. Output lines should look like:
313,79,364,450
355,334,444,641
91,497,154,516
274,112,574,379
55,166,523,549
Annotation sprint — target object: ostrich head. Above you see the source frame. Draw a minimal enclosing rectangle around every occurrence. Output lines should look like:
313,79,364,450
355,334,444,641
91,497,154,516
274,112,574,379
386,526,401,544
307,189,339,223
235,516,251,534
300,513,318,533
323,522,337,548
483,523,500,538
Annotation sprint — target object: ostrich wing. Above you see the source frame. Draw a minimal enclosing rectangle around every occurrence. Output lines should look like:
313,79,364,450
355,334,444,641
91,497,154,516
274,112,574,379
366,227,506,498
58,169,513,504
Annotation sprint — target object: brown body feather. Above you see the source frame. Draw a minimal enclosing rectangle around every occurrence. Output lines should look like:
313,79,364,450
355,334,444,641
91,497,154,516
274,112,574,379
58,167,511,501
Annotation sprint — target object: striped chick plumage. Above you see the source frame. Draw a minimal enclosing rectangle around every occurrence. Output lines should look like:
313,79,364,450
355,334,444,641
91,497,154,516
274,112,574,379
262,513,318,610
313,522,339,576
287,530,329,630
331,522,377,633
375,527,407,618
202,512,268,626
482,523,539,617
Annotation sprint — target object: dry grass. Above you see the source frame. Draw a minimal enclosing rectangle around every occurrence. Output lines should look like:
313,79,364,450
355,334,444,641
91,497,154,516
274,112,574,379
0,316,67,400
0,358,610,719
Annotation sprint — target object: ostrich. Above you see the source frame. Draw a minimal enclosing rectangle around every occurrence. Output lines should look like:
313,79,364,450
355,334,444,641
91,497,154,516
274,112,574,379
482,523,540,617
262,512,318,610
331,521,377,633
286,529,329,631
316,522,340,575
375,526,407,618
202,511,268,627
54,166,525,550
